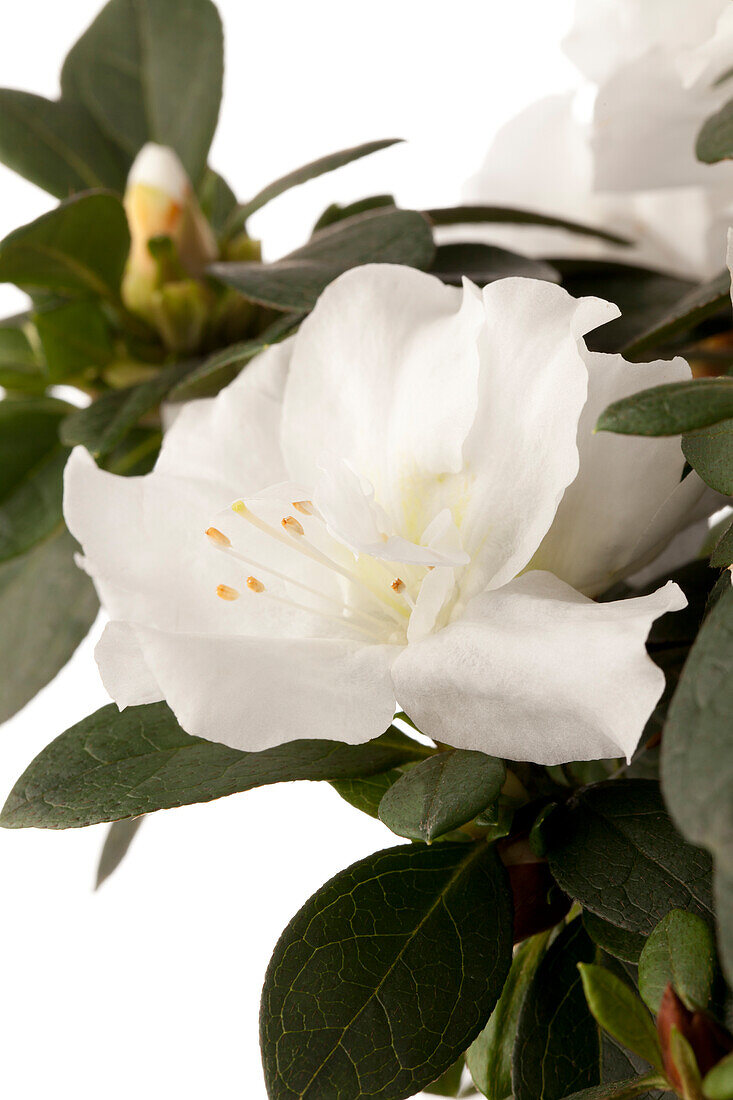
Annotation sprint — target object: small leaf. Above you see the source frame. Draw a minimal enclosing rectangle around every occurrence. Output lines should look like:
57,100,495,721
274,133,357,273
597,379,733,436
260,841,513,1100
554,1077,669,1100
431,242,560,286
546,781,714,936
696,98,733,164
425,205,630,245
0,193,130,300
669,1028,705,1100
331,768,406,819
61,0,224,183
622,272,731,360
210,207,435,312
703,1052,733,1099
682,419,733,495
313,194,396,232
95,816,144,889
34,299,114,381
0,316,45,393
578,964,663,1071
378,750,506,842
424,1055,465,1096
466,929,550,1099
638,911,716,1014
197,168,238,234
0,702,429,828
230,138,403,227
583,912,646,964
710,518,733,569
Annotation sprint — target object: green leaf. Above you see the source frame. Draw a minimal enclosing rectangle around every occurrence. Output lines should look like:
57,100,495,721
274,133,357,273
0,397,71,561
546,781,714,935
597,379,733,436
638,911,716,1014
61,0,223,183
431,242,560,286
682,419,733,495
230,138,403,228
578,964,663,1071
378,750,506,843
703,1051,733,1099
167,312,302,401
34,300,114,382
60,358,197,457
0,317,44,389
662,585,733,983
425,205,630,245
0,701,429,828
0,525,98,724
466,929,550,1099
555,1077,669,1100
696,98,733,164
0,193,130,300
95,816,144,889
313,194,396,233
583,913,646,964
513,921,600,1100
622,272,731,360
710,518,733,569
424,1055,466,1096
260,841,513,1100
197,168,238,235
669,1028,705,1100
331,768,406,819
210,207,435,312
0,89,127,198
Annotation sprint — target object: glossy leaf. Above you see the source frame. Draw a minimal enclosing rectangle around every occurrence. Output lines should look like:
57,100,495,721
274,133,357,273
597,379,733,436
331,768,406,819
0,317,44,392
424,1056,465,1097
578,964,663,1071
710,519,733,569
703,1052,733,1099
583,913,646,964
230,138,402,227
513,921,600,1100
261,841,513,1100
696,98,733,164
34,300,114,382
0,526,98,724
95,816,144,889
467,930,550,1099
547,781,714,935
669,1028,705,1100
638,911,716,1014
61,0,223,183
622,272,731,360
556,1077,668,1100
425,205,630,245
378,750,506,843
682,419,733,495
210,207,435,312
0,193,129,300
0,702,429,828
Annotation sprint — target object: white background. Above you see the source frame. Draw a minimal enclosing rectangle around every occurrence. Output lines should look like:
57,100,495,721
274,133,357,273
0,3,574,1096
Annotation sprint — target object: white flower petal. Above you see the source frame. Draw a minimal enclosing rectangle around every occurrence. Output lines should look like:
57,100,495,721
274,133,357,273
128,626,398,752
281,264,486,537
532,349,696,594
95,621,163,708
393,570,686,765
456,278,618,602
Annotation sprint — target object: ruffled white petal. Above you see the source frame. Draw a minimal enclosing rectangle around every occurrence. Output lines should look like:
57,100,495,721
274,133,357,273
392,570,686,765
125,626,399,752
456,278,618,603
531,349,696,595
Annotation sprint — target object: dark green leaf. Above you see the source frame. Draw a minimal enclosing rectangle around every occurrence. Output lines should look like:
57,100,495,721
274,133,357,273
555,1077,668,1100
0,526,98,724
638,911,716,1014
424,1055,465,1096
703,1051,733,1100
467,930,550,1099
230,138,403,228
622,272,731,360
682,418,733,494
34,299,114,381
0,89,127,198
61,0,223,183
313,194,396,233
331,768,406,819
547,781,714,935
711,518,733,568
0,193,129,300
60,358,197,457
0,322,46,393
513,921,600,1100
197,168,238,235
95,816,144,889
584,913,646,964
425,205,630,246
261,841,513,1100
167,312,302,401
431,242,560,286
210,208,435,312
0,701,429,828
696,98,733,164
597,379,733,436
578,964,663,1071
378,750,506,843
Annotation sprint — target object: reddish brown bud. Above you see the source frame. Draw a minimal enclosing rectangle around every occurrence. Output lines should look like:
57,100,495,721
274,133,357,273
505,859,571,943
658,984,693,1092
657,982,733,1090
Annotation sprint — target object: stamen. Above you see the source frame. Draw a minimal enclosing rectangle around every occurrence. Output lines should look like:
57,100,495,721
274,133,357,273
246,576,265,593
206,527,231,548
292,500,316,516
242,575,374,638
217,584,240,601
392,576,415,610
391,578,405,593
282,515,305,536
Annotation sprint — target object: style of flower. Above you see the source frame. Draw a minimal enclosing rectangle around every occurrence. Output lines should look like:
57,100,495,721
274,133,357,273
64,265,705,765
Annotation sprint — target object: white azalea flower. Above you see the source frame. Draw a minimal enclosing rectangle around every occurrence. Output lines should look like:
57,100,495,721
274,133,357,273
64,265,702,765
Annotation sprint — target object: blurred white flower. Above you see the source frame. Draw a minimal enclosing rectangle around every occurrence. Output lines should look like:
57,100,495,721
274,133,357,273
457,0,733,278
64,266,701,765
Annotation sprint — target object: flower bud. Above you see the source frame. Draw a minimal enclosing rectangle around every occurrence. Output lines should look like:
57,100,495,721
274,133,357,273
657,983,733,1094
